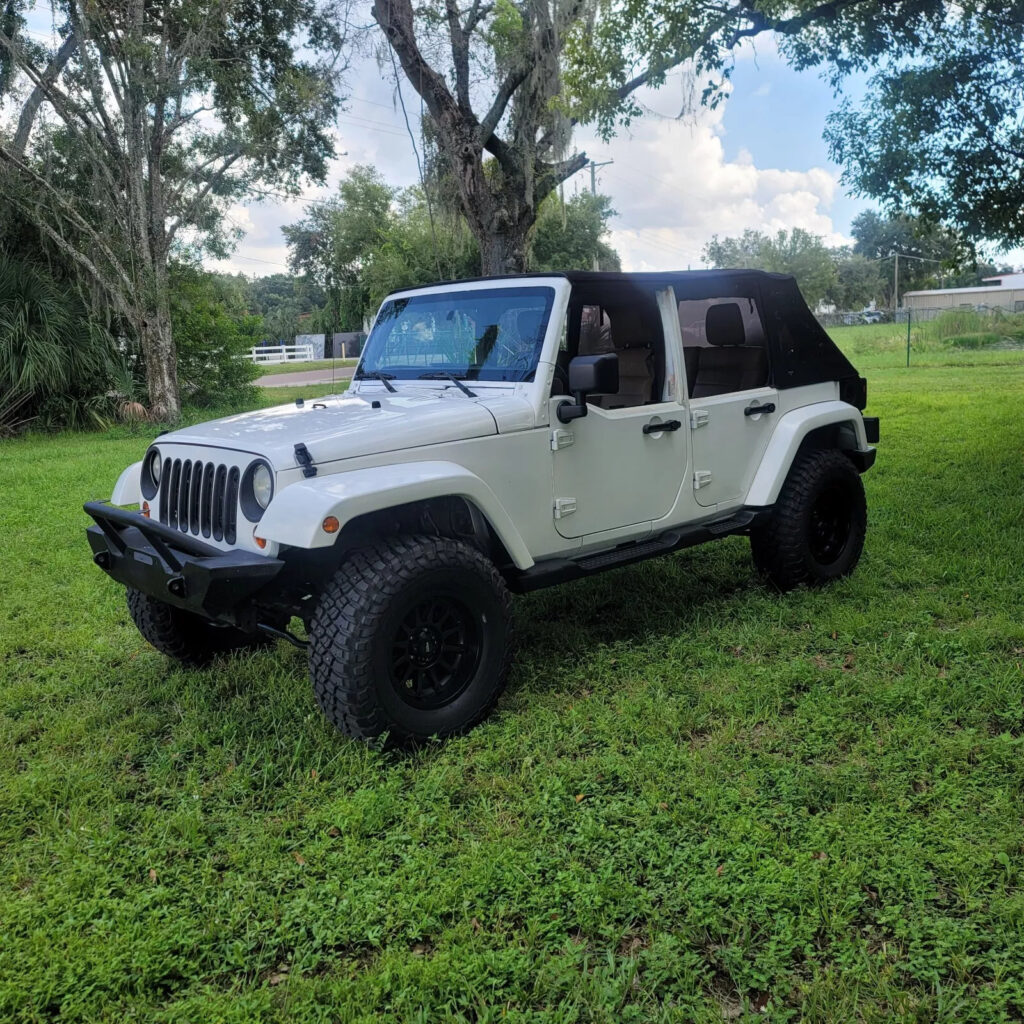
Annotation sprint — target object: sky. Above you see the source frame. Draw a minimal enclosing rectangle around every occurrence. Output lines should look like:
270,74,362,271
208,38,874,279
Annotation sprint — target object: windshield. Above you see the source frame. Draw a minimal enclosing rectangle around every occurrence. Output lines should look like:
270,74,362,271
358,286,555,383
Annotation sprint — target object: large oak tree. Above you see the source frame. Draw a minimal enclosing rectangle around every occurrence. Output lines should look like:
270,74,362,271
0,0,345,419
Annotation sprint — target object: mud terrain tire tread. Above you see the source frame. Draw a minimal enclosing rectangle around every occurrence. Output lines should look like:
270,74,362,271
309,535,513,745
751,448,867,592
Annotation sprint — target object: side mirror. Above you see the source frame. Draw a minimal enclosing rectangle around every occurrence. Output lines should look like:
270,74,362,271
557,353,619,423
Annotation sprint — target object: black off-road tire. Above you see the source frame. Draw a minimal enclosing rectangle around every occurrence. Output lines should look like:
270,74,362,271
750,448,867,592
308,535,514,746
126,587,273,666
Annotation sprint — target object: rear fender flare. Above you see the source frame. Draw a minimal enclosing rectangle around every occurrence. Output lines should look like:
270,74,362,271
257,460,534,569
746,402,870,507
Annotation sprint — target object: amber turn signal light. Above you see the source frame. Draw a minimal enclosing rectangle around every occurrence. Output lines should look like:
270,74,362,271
322,516,340,534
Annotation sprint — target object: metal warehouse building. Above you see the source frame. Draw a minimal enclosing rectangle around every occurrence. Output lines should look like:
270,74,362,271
903,273,1024,313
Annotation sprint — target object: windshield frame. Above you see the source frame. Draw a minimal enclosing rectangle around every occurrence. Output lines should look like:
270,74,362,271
357,285,557,385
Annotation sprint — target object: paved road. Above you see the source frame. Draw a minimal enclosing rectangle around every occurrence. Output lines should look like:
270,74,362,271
256,366,355,388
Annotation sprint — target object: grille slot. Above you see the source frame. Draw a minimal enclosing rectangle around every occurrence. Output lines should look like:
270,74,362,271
159,457,238,543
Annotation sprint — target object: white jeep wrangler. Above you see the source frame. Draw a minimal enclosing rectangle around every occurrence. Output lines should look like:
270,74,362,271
86,270,879,744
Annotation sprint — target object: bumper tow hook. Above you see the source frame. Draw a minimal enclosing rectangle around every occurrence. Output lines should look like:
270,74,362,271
167,576,187,599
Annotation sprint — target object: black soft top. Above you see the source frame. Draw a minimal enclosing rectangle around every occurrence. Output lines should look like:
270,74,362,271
391,269,859,390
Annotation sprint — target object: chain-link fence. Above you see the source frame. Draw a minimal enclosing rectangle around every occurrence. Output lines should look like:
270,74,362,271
815,303,1024,368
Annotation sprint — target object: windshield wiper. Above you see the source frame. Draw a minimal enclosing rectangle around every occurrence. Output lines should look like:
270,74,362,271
417,371,477,398
355,370,397,393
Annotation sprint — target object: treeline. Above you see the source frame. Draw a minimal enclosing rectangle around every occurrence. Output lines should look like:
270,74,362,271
0,234,266,434
704,212,1013,312
280,165,620,333
0,163,619,433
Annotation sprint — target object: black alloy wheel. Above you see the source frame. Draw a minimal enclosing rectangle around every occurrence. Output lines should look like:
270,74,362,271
807,484,855,566
389,594,481,710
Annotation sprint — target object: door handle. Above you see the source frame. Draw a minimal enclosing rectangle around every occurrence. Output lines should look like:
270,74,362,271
642,419,682,434
744,402,776,416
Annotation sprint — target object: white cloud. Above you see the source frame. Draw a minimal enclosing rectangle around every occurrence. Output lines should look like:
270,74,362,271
577,89,849,270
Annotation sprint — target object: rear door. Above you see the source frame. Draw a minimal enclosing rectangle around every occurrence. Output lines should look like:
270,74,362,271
677,294,777,508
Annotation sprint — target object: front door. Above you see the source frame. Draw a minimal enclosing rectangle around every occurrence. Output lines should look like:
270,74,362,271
550,399,688,539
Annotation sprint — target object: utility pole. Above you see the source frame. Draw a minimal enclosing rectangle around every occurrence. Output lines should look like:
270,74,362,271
577,159,613,270
587,159,614,195
891,251,900,313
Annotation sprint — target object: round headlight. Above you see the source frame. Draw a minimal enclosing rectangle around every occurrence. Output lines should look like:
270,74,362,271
141,447,161,499
252,463,273,509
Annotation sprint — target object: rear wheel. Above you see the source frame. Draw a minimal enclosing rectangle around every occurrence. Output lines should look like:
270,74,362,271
751,449,867,591
126,588,273,665
308,535,513,745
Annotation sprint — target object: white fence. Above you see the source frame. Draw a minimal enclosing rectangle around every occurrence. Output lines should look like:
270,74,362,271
247,344,315,364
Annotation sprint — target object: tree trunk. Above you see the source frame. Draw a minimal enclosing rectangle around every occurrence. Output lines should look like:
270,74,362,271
479,226,531,276
140,256,180,421
141,310,180,421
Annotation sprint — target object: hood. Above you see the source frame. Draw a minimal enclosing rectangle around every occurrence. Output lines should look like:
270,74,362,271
160,389,502,470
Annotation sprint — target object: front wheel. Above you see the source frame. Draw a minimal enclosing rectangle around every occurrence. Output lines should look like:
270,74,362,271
750,449,867,591
308,535,513,745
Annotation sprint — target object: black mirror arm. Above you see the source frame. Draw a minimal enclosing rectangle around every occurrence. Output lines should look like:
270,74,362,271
556,392,589,423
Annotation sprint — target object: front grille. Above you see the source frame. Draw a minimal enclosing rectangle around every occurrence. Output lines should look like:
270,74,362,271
158,458,239,543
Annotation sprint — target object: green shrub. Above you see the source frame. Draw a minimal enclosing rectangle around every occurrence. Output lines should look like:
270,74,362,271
0,251,120,432
948,331,1002,348
171,267,261,408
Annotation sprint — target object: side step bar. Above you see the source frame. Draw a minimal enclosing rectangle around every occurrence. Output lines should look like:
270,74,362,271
508,508,767,594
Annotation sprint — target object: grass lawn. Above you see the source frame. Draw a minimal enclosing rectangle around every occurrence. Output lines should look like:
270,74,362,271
2,350,1024,1022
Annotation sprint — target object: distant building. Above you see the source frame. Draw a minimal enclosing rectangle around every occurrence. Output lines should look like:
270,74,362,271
982,272,1024,289
902,281,1024,313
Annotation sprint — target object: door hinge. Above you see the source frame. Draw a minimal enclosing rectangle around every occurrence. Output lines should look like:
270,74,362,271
550,428,575,451
690,408,709,429
553,497,577,519
693,470,713,489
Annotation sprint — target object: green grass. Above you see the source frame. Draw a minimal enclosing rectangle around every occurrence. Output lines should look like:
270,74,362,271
2,355,1024,1022
252,358,358,376
831,310,1024,370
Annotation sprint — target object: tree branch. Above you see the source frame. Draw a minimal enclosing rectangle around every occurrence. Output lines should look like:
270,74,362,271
615,0,873,104
444,0,471,110
371,0,463,129
0,144,135,301
11,32,78,158
537,150,588,194
166,151,243,243
479,65,529,144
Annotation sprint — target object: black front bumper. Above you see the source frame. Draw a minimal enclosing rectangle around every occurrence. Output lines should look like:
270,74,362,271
85,502,284,623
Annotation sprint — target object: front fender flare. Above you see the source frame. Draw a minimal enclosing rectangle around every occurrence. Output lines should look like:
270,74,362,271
257,460,534,569
746,401,871,507
112,460,143,505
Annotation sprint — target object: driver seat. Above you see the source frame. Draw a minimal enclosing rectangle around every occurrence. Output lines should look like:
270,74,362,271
584,308,656,409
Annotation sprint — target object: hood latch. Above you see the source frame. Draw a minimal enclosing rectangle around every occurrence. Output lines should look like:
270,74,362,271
294,442,317,478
